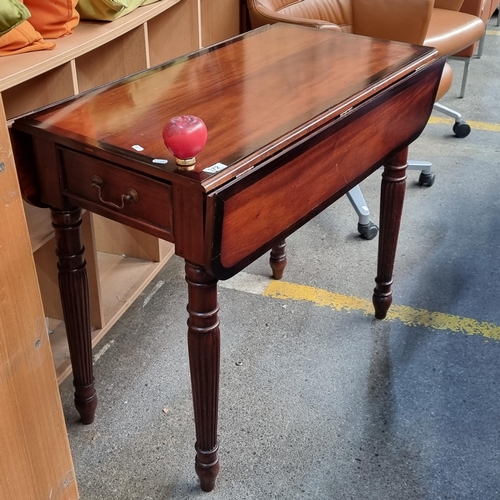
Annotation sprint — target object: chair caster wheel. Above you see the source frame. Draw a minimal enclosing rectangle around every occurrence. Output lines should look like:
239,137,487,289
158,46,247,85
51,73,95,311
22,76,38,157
453,121,471,138
358,221,378,240
418,172,435,187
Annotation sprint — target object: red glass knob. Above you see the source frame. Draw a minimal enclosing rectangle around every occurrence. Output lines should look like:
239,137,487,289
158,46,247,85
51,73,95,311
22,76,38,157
162,115,208,170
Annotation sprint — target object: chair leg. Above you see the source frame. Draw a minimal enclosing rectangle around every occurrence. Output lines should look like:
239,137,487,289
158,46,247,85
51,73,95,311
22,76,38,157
447,56,471,98
346,186,378,240
476,32,486,59
407,160,435,187
458,59,471,99
433,102,471,138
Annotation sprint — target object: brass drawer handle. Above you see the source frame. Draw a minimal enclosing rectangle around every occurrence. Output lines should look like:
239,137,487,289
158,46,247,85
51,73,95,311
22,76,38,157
91,175,139,209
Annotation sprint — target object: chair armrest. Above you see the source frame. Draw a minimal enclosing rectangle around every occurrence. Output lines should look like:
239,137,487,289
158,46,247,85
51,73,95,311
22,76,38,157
247,0,341,31
351,0,434,44
434,0,464,10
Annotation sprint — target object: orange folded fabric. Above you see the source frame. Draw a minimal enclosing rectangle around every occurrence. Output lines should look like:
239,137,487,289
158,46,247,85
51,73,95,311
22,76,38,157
23,0,79,38
0,19,55,56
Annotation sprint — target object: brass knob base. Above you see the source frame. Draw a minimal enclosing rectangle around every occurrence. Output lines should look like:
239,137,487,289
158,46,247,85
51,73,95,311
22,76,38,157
176,157,196,170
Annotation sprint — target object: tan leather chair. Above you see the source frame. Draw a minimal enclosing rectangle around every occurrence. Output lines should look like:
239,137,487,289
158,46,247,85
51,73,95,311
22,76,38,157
351,0,484,137
248,0,484,136
247,0,484,238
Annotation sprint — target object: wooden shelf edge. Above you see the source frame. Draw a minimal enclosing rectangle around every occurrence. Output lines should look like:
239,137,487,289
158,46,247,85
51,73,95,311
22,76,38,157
0,0,181,92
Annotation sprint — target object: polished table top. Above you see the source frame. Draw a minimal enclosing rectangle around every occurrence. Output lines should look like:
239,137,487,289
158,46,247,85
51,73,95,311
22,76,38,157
12,24,443,492
15,23,436,193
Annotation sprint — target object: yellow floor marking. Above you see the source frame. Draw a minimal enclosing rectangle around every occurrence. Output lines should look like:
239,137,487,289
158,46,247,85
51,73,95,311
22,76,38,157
263,279,500,341
428,116,500,132
486,29,499,35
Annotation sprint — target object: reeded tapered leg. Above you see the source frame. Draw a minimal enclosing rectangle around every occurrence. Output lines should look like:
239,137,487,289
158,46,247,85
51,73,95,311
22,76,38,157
51,207,97,424
270,239,287,279
373,149,408,319
185,261,221,492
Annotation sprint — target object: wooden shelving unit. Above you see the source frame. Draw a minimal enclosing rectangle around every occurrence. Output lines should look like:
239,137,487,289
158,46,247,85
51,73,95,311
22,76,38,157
1,0,240,383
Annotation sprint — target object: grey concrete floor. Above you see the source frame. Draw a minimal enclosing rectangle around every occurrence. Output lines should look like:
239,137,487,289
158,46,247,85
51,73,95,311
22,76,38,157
60,20,500,500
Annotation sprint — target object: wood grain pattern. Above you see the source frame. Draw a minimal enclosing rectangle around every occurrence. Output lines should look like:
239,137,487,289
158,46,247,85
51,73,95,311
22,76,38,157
13,24,437,192
207,62,442,278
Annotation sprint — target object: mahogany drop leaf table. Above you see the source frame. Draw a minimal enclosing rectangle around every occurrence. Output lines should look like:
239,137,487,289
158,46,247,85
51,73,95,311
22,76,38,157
12,24,443,492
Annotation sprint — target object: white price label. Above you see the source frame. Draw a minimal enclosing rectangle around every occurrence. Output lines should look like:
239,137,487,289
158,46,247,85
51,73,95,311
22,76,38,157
203,162,228,174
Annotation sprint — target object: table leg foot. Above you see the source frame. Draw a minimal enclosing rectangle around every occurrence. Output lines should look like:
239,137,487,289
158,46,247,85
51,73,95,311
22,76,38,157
195,445,221,492
270,239,287,280
373,280,393,320
373,149,408,319
51,207,97,424
185,261,221,492
74,383,98,425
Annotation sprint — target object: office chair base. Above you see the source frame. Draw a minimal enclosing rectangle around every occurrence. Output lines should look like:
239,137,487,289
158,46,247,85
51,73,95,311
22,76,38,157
418,172,435,186
406,160,435,186
348,156,434,239
347,186,379,240
433,102,471,138
453,121,471,138
358,221,379,240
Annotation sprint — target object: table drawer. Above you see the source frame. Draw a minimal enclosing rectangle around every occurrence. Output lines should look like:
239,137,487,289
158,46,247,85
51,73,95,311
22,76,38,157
58,147,173,237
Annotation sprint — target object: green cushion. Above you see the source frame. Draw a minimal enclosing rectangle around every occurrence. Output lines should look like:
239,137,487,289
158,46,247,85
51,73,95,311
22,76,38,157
0,0,31,36
76,0,159,21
